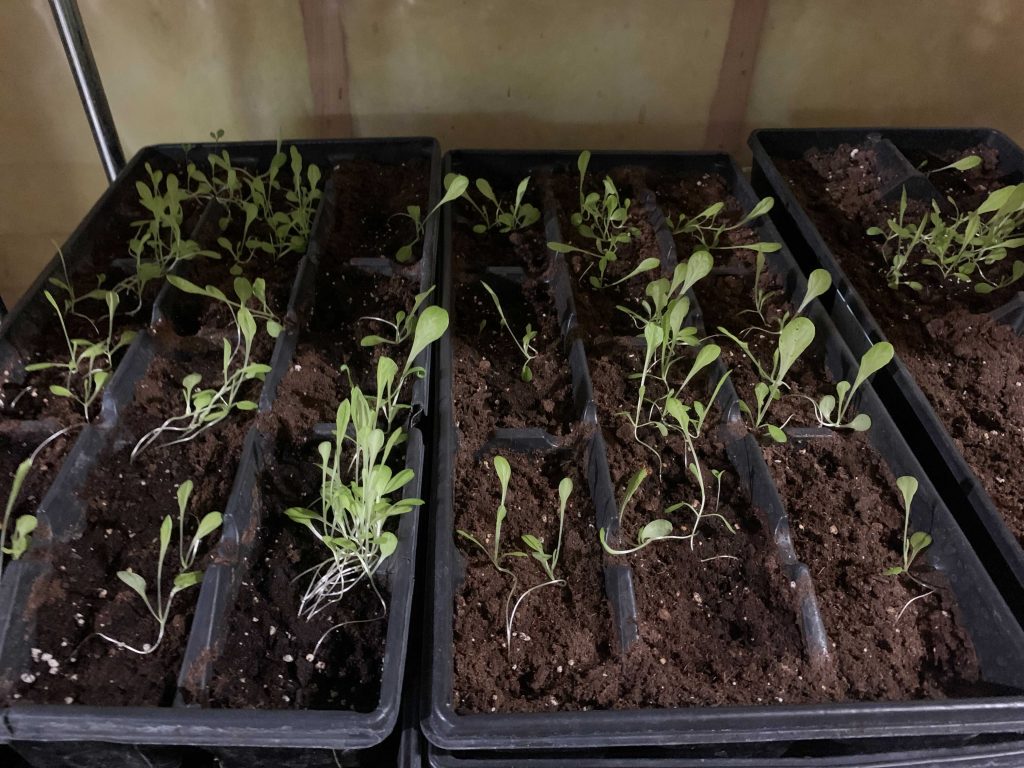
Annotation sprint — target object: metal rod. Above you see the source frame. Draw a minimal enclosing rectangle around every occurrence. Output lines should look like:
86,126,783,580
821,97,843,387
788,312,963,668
49,0,125,183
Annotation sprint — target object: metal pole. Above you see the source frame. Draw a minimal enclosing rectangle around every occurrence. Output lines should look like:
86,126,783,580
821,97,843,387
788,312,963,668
49,0,125,183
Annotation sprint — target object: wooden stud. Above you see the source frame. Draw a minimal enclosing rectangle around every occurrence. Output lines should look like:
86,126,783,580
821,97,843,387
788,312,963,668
299,0,353,138
705,0,769,154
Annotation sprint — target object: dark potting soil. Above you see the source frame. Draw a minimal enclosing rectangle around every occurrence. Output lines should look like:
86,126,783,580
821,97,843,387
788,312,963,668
691,230,985,700
549,172,663,340
453,442,621,713
5,330,265,706
204,441,385,711
451,213,575,438
775,145,1024,544
587,332,827,705
331,158,429,263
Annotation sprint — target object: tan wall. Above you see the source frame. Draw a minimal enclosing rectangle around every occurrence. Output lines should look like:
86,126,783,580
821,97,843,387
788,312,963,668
3,0,1024,303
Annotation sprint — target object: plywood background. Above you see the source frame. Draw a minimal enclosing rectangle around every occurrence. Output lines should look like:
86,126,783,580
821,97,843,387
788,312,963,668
3,0,1023,302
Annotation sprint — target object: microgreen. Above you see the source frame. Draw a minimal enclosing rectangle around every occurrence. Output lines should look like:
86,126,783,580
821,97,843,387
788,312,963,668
457,456,519,574
480,281,537,382
867,183,1024,293
806,342,894,431
0,459,36,579
286,386,422,632
927,155,982,175
359,287,436,347
546,151,649,289
394,174,469,262
131,296,272,458
667,196,778,253
884,476,932,577
362,303,448,429
599,461,734,556
98,480,221,654
455,175,541,234
457,457,573,657
25,288,136,420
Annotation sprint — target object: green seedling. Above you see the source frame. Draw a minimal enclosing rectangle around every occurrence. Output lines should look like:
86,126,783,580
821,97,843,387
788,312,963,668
457,460,573,658
456,175,541,234
167,274,283,338
0,459,36,579
131,298,271,458
807,342,894,431
25,289,136,420
667,196,778,253
599,462,735,556
721,315,815,442
359,287,436,347
885,476,932,577
927,155,982,175
868,183,1024,293
480,281,537,382
547,151,650,289
286,387,422,636
457,456,520,573
361,303,448,428
98,480,221,654
394,174,469,262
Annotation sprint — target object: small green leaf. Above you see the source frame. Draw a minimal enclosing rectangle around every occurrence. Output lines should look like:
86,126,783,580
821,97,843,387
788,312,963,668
117,570,148,600
848,413,872,431
797,269,832,314
639,519,673,543
766,424,788,443
377,531,398,559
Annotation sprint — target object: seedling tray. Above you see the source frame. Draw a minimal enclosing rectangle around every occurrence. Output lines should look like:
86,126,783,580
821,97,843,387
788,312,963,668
0,138,440,766
748,128,1024,620
424,150,1024,758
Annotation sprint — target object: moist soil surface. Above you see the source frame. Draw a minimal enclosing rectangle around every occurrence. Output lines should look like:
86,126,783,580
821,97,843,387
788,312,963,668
199,155,430,709
452,165,996,714
683,210,985,699
204,445,385,710
775,144,1024,543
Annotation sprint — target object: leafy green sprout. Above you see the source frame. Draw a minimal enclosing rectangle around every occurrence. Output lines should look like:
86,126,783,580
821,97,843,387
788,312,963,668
667,196,777,252
286,385,422,640
598,463,735,557
394,174,469,263
867,183,1024,294
97,480,222,655
131,297,272,459
0,459,36,579
805,342,894,432
718,269,831,442
926,155,982,175
480,281,538,382
359,304,449,429
359,287,435,348
546,151,652,289
457,457,574,657
884,476,932,578
25,288,136,420
457,176,541,234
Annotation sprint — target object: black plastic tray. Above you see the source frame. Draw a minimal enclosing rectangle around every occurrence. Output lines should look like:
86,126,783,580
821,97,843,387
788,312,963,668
0,138,441,766
748,128,1024,620
425,150,1024,756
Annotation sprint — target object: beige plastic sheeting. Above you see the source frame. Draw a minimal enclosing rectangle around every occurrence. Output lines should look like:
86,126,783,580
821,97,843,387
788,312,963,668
3,0,1024,303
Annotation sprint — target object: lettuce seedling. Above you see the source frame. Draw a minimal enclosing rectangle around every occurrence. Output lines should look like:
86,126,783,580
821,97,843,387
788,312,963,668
456,175,541,234
359,287,436,348
0,459,36,579
667,196,778,253
98,480,221,654
393,174,469,262
868,183,1024,293
480,281,537,382
25,288,136,420
806,342,894,431
884,476,932,577
286,386,422,631
547,151,652,289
